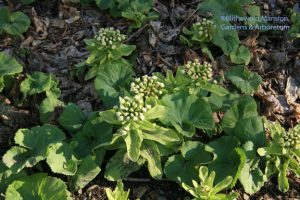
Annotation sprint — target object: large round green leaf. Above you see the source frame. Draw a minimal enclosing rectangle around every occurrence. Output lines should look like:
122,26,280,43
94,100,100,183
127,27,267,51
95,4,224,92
224,66,262,94
94,59,133,108
164,154,199,185
207,136,246,188
46,142,77,176
5,174,72,200
3,124,66,173
181,141,213,164
71,116,113,159
58,103,87,132
0,52,23,76
0,7,30,36
104,149,145,181
20,72,53,96
161,92,215,137
221,97,266,147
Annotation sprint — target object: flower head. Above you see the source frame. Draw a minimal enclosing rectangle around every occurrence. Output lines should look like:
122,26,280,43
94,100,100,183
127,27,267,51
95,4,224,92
130,75,165,99
95,27,126,47
283,129,300,149
192,19,215,42
116,95,151,123
184,59,212,83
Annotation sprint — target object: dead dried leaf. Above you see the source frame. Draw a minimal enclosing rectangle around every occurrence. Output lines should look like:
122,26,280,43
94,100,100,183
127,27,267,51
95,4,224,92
32,8,50,40
59,5,80,24
286,76,300,102
158,28,179,42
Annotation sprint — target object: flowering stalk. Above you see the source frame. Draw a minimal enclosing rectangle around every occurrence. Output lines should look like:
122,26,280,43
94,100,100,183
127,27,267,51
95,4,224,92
181,18,216,47
283,129,300,149
130,75,165,99
184,59,212,83
191,19,215,42
95,27,126,49
115,95,151,125
84,27,135,81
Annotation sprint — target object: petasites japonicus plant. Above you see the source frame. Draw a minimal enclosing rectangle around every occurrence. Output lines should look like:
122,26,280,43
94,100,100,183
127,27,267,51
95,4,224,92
0,52,23,92
220,97,267,194
20,72,64,123
180,19,216,60
98,94,181,180
169,59,228,97
105,180,130,200
257,119,300,192
180,19,215,47
181,166,238,200
84,27,136,80
121,0,158,32
2,124,77,176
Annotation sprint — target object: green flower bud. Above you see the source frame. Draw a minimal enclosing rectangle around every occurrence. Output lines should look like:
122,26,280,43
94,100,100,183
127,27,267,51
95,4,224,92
95,27,126,48
130,75,165,99
184,59,213,83
185,19,215,43
115,95,148,123
283,129,300,149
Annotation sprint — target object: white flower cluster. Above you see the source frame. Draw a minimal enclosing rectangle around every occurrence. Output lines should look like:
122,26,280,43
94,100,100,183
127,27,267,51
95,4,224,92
130,75,165,99
115,95,151,123
283,129,300,148
184,59,212,82
95,27,126,48
193,19,215,42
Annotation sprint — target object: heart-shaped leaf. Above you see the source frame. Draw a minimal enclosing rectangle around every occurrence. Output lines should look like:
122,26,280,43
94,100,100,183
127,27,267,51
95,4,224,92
105,149,145,181
70,155,101,191
58,103,87,132
46,142,77,176
3,125,65,173
5,174,72,200
225,66,262,94
161,92,214,137
95,59,133,108
0,7,30,36
207,136,246,187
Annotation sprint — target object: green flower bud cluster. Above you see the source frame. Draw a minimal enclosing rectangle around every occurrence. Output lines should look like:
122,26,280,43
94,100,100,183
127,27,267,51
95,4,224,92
282,129,300,148
193,19,215,42
95,27,126,48
115,95,152,123
184,59,212,82
130,75,165,99
118,124,130,136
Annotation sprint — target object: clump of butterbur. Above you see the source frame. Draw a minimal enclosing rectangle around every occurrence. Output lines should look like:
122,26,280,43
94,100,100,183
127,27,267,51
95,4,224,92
180,19,215,47
106,180,130,200
95,27,126,49
182,166,238,200
84,27,135,80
